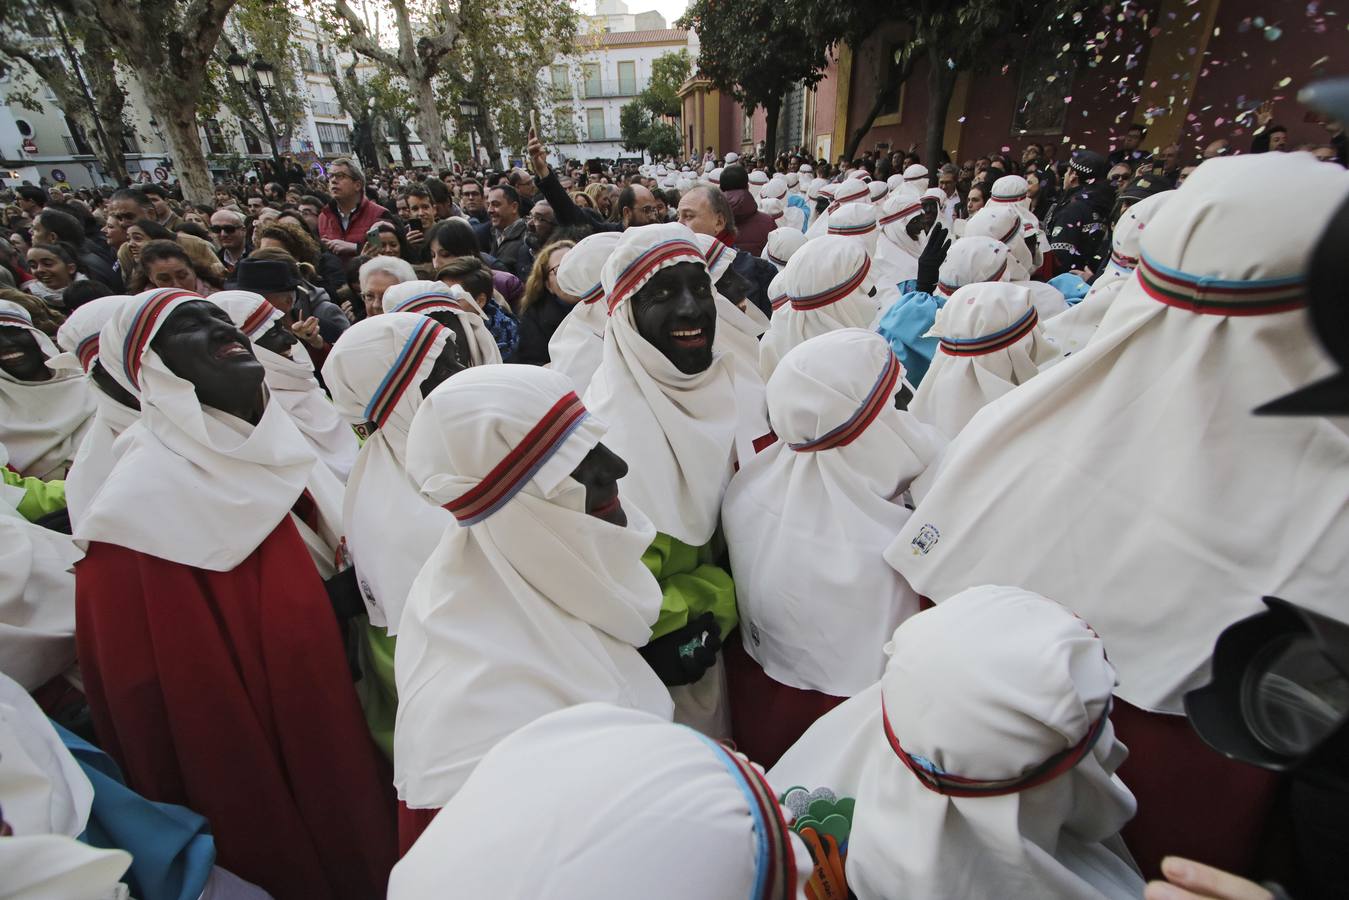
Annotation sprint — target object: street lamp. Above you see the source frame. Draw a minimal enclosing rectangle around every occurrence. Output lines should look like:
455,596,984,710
227,52,250,87
458,99,480,165
252,58,276,91
226,50,282,173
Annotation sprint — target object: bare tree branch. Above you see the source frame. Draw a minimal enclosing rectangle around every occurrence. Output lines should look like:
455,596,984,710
331,0,401,68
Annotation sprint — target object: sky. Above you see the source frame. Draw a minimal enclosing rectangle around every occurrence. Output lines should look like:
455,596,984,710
575,0,690,28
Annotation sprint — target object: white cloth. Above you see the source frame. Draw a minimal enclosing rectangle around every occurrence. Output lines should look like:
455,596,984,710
965,207,1068,320
873,194,928,309
390,703,810,899
991,174,1047,268
212,290,359,482
902,163,929,191
826,202,879,257
0,835,130,900
806,179,871,239
549,233,623,395
762,228,807,271
0,493,81,690
0,671,92,837
935,237,1013,298
51,296,138,528
771,586,1144,900
887,153,1349,713
760,235,879,380
323,313,454,632
724,330,944,695
1043,191,1175,358
77,289,346,574
393,367,673,808
0,301,94,479
382,281,502,367
910,283,1059,440
585,223,764,546
697,234,770,398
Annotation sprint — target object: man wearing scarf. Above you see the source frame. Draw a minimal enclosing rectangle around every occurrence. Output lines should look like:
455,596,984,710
1045,150,1116,277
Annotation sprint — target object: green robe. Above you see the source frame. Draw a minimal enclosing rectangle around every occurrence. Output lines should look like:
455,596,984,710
3,467,66,521
642,532,738,641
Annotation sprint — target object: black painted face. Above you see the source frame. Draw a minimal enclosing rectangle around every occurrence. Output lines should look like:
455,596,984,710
426,312,473,370
630,262,717,375
715,266,751,310
0,327,51,382
916,199,939,234
256,319,298,356
569,441,628,527
91,359,140,410
419,343,465,398
150,300,265,422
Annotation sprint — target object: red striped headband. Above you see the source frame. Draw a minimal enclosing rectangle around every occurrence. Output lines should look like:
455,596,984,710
882,694,1112,798
443,392,589,525
607,238,704,314
939,306,1039,356
789,256,871,311
241,300,278,338
790,351,900,452
579,281,605,304
1109,249,1138,271
121,289,201,390
992,191,1027,203
704,238,732,277
76,334,100,371
0,310,32,329
829,220,877,237
1137,251,1305,316
997,218,1021,244
770,292,790,310
767,252,788,268
362,318,445,431
936,258,1008,299
879,202,922,226
393,291,464,316
697,736,798,900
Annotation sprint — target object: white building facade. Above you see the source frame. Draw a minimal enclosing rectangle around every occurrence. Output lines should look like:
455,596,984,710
544,0,691,163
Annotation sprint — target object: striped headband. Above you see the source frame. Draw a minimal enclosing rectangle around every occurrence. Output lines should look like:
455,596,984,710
939,306,1039,356
362,318,445,431
997,218,1021,244
607,238,704,314
393,291,466,316
121,289,201,390
882,694,1112,798
1137,251,1305,316
879,202,922,226
790,351,901,452
579,281,605,305
936,258,1008,299
770,291,790,310
75,334,101,371
0,310,33,331
704,238,733,277
1109,249,1139,271
697,735,797,900
992,191,1027,203
829,219,877,237
241,300,278,338
442,391,589,525
789,256,871,312
767,251,789,268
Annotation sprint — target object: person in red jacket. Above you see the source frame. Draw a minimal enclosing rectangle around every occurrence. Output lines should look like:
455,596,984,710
718,165,776,257
318,157,395,259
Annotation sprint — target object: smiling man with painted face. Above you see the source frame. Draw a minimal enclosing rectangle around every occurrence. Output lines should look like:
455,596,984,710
583,223,771,738
73,289,396,900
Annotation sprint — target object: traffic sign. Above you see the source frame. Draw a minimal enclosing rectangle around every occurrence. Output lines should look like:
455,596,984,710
50,168,66,182
154,166,169,181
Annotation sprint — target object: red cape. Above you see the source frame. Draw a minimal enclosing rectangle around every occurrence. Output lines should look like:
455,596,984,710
76,516,396,900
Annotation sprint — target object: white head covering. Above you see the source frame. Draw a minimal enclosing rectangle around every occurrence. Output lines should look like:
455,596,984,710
323,313,453,631
770,586,1143,900
0,472,81,690
760,176,788,201
211,290,359,482
867,180,889,204
902,163,929,190
760,236,879,379
993,175,1047,269
724,330,944,695
886,173,906,193
786,172,800,190
707,166,724,186
382,280,501,366
806,177,827,201
548,232,623,395
888,153,1349,713
934,237,1012,299
910,283,1059,440
748,169,769,199
77,288,345,573
0,301,93,479
584,223,764,545
874,192,929,292
758,197,786,225
391,703,809,899
724,151,739,165
1043,191,1175,357
52,295,138,526
964,207,1068,319
762,228,807,271
0,676,131,898
826,202,880,257
393,367,673,808
806,179,871,240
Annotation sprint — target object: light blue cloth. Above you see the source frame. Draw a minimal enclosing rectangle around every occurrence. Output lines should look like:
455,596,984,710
787,194,811,233
57,723,217,900
876,287,946,386
1048,272,1091,306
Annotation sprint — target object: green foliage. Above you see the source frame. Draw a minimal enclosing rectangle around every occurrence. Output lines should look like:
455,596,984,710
646,121,681,160
641,50,690,119
619,99,682,161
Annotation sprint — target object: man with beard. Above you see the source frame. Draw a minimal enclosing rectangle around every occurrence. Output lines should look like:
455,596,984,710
524,131,658,233
1045,150,1116,278
525,200,556,250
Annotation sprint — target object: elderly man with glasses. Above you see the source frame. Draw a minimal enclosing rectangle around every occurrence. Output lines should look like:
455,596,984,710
208,208,249,275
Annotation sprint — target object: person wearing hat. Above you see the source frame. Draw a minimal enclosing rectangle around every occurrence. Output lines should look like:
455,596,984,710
1045,150,1116,278
233,255,348,364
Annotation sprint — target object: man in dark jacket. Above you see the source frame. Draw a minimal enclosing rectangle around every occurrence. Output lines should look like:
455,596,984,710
718,165,774,257
486,184,533,280
1046,150,1116,277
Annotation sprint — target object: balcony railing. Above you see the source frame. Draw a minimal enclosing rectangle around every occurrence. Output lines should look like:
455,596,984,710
312,100,343,117
320,141,352,156
554,76,648,100
61,135,93,156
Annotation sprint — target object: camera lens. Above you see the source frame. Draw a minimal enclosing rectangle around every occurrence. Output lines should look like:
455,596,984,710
1241,633,1349,757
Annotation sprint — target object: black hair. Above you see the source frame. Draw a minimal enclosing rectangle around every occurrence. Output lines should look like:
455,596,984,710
16,186,46,206
404,184,435,203
488,183,519,206
174,221,211,241
422,177,450,205
30,241,79,268
1128,123,1147,135
109,187,154,211
435,254,494,302
35,207,84,245
427,218,480,258
132,219,175,241
62,278,113,312
719,165,749,192
140,182,168,199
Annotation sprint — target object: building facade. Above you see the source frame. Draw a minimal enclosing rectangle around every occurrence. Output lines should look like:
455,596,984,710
543,0,691,163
